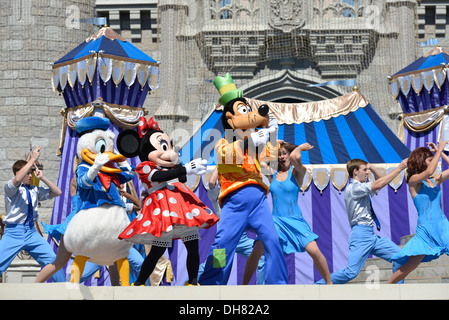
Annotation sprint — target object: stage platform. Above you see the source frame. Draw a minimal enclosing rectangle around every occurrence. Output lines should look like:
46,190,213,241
1,282,448,300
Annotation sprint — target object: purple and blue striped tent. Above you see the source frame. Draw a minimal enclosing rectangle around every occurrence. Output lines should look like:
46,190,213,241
48,27,159,285
171,89,418,285
390,45,449,220
51,27,159,111
390,46,449,114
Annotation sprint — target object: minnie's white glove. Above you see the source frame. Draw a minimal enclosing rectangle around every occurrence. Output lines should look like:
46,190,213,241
185,158,207,175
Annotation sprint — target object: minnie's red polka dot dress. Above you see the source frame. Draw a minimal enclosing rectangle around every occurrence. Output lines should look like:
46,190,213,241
119,161,219,247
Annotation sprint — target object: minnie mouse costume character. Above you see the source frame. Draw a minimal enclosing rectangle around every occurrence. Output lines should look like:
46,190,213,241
117,116,219,286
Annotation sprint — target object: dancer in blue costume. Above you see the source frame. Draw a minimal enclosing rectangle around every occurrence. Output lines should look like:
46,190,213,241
388,140,449,283
316,157,408,284
243,141,332,284
0,146,65,283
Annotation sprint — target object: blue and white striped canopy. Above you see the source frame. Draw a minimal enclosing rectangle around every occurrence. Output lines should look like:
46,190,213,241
51,27,159,110
392,47,449,79
390,46,449,114
179,91,410,165
53,27,158,67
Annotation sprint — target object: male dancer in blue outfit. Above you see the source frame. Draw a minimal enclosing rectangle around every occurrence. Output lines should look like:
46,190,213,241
316,158,408,284
0,146,65,282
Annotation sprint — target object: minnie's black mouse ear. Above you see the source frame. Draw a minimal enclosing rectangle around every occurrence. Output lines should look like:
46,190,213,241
117,130,141,158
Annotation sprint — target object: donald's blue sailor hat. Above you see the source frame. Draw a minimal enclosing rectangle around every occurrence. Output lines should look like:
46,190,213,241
75,116,110,136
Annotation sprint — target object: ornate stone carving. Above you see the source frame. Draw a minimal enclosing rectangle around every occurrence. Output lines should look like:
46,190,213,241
269,0,305,32
208,0,259,20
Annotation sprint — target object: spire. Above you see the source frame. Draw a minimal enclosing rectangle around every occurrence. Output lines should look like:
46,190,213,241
85,26,126,42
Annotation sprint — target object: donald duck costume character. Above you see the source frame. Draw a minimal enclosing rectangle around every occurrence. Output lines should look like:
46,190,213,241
63,116,135,285
198,74,288,285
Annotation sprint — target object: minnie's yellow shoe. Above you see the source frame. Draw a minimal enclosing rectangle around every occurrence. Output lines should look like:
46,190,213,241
184,281,200,286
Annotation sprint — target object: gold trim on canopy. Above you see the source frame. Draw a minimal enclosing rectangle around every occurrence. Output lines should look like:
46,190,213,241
312,167,330,194
77,60,87,88
435,67,446,90
389,78,400,99
300,167,313,194
386,168,405,193
399,75,411,97
86,55,97,84
187,164,406,194
52,56,159,93
57,98,148,155
330,167,349,194
423,70,434,93
112,60,125,87
411,73,423,96
390,46,449,80
68,63,77,89
244,90,369,125
389,44,448,97
402,107,446,133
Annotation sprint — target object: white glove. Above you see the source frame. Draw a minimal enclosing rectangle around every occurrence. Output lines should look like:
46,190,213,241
87,153,110,181
118,160,132,170
251,129,270,147
267,114,278,133
185,158,207,175
206,184,220,204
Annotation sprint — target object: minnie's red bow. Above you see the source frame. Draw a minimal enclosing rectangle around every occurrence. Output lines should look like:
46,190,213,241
138,116,160,138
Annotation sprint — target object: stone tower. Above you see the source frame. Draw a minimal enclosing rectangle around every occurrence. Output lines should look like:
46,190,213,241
0,0,95,223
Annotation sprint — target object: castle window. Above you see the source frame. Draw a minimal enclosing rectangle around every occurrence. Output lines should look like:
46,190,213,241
425,6,436,25
220,0,232,19
141,11,151,30
120,11,130,30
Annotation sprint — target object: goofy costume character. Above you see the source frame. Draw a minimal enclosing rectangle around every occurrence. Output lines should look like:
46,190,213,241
198,74,288,285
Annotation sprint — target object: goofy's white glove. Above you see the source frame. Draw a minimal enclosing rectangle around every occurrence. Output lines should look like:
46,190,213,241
250,114,278,147
185,158,207,175
267,114,278,133
251,129,270,147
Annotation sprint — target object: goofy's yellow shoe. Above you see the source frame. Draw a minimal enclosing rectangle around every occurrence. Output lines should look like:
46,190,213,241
131,282,146,286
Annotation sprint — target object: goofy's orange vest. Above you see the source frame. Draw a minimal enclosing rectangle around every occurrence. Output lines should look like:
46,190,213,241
215,138,278,207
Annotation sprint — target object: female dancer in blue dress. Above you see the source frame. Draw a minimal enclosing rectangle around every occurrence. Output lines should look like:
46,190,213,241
388,140,449,283
243,141,332,284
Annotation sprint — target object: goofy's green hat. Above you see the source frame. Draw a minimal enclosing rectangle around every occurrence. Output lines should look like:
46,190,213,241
213,73,243,106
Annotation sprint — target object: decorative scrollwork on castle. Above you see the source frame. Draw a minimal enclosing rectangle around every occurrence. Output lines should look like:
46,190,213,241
208,0,259,20
269,0,305,32
314,0,366,18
